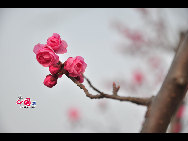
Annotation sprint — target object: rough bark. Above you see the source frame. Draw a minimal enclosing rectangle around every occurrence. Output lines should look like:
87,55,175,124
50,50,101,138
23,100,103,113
141,32,188,133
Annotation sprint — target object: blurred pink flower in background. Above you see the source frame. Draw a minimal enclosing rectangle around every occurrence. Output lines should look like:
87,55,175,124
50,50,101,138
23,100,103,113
123,29,146,45
171,103,185,133
148,56,161,69
176,104,185,119
67,107,81,122
132,70,144,85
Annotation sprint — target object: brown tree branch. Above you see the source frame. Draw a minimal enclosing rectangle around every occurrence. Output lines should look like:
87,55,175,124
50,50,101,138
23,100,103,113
141,32,188,133
65,73,153,106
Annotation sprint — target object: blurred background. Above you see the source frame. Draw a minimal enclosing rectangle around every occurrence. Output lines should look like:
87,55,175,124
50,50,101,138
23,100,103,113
0,8,188,133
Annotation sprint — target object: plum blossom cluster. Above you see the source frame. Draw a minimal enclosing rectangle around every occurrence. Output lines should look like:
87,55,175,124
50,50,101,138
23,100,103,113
33,33,87,88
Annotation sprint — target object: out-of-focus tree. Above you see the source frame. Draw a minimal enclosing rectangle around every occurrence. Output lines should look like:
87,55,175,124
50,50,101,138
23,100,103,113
63,8,188,133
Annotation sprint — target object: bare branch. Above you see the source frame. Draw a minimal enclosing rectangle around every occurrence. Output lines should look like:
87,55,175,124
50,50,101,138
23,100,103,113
84,75,104,94
66,73,153,106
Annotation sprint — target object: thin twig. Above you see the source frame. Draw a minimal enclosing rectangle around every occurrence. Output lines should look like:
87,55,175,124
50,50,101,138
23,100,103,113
66,73,153,106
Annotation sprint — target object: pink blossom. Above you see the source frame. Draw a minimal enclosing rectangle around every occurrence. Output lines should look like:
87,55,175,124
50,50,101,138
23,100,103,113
33,44,59,67
49,63,63,78
47,33,68,54
49,64,60,75
49,62,61,74
64,56,87,78
43,74,58,88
